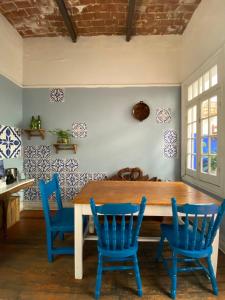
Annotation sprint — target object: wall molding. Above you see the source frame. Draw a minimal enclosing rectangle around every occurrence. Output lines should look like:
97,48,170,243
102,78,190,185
23,83,181,89
0,71,23,88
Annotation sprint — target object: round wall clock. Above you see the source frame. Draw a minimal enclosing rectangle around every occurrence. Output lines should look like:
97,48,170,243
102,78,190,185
132,101,150,121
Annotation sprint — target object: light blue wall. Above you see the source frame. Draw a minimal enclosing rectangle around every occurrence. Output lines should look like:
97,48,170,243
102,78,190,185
0,75,23,172
23,86,181,180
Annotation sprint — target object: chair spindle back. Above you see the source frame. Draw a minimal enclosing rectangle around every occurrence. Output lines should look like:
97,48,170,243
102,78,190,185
172,198,225,251
90,197,146,251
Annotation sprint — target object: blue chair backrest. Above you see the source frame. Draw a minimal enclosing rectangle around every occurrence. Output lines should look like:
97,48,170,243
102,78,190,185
90,197,146,251
39,173,63,228
172,198,225,251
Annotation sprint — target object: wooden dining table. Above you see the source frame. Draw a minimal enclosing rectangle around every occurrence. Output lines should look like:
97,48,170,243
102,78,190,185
73,180,221,279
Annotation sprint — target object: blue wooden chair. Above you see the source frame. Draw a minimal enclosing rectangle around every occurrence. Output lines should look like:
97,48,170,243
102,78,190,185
39,173,85,262
156,198,225,299
90,197,147,299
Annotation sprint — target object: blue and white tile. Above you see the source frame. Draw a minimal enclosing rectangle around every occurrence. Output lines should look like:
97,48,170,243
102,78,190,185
164,144,177,159
156,108,172,124
57,172,66,187
0,125,22,159
37,159,51,173
72,122,87,138
65,158,79,172
36,145,51,160
49,88,65,103
23,145,37,159
65,187,79,201
164,129,177,144
92,172,107,181
23,158,37,174
65,172,78,187
24,188,38,201
51,158,65,173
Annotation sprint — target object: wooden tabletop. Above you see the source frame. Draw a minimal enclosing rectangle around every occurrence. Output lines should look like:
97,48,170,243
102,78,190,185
0,179,34,199
74,180,220,206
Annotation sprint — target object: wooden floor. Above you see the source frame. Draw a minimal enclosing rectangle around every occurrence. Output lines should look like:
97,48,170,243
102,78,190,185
1,212,225,300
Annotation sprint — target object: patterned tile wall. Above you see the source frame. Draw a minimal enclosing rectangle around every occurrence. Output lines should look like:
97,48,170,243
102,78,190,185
0,125,22,159
23,145,106,203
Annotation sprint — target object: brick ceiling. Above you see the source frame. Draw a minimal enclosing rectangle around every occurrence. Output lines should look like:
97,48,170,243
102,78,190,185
0,0,202,38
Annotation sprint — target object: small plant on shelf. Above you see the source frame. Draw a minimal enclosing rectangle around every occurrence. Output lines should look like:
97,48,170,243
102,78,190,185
49,129,73,144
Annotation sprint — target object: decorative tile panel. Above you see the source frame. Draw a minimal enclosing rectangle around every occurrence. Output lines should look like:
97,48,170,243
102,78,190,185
36,145,51,160
24,145,37,159
49,88,65,103
37,159,51,173
24,188,38,201
51,158,65,172
156,108,172,124
164,129,177,144
23,159,37,174
92,172,107,181
164,144,177,158
65,173,78,187
65,158,79,172
0,125,22,159
72,122,87,138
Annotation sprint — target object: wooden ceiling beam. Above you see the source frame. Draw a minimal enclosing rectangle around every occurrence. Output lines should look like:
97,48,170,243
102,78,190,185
55,0,77,42
126,0,136,42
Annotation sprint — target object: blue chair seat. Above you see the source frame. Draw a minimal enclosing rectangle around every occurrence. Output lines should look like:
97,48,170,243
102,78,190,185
160,223,211,257
51,208,74,231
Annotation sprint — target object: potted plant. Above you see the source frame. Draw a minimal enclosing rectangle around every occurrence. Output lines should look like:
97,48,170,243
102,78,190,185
49,129,73,144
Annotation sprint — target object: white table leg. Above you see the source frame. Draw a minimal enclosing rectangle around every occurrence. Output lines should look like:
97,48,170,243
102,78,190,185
74,204,83,279
88,215,94,233
211,228,219,276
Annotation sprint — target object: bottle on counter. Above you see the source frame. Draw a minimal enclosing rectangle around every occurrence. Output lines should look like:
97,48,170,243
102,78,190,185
30,116,37,129
37,115,41,129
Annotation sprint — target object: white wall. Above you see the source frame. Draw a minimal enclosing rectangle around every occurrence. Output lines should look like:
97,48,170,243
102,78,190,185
181,0,225,81
23,35,181,87
0,14,23,86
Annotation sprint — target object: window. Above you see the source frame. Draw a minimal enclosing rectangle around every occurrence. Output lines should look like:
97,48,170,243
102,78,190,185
184,63,220,186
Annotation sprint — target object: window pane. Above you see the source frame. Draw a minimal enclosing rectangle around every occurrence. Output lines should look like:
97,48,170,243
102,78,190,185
192,155,197,171
199,76,203,94
210,156,217,175
192,122,196,138
192,105,197,122
210,137,217,154
209,116,217,135
201,137,208,154
187,155,191,169
187,124,192,138
192,139,197,154
188,108,192,123
209,96,217,116
211,65,218,87
193,80,198,98
201,156,209,173
201,100,208,118
201,119,208,136
188,85,192,101
187,139,191,154
203,72,210,91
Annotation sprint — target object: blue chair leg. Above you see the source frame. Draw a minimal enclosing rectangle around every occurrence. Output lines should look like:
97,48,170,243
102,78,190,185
170,251,177,300
46,231,53,262
156,235,165,262
206,256,218,295
95,253,103,300
133,254,143,297
59,232,64,241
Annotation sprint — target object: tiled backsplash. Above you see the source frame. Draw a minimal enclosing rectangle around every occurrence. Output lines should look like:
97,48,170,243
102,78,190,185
23,145,106,205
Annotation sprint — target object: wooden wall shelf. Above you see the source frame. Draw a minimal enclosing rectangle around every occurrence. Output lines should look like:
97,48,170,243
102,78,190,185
24,129,45,140
53,143,77,154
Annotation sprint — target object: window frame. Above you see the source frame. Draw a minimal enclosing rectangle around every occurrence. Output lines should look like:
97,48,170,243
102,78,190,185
181,48,224,196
